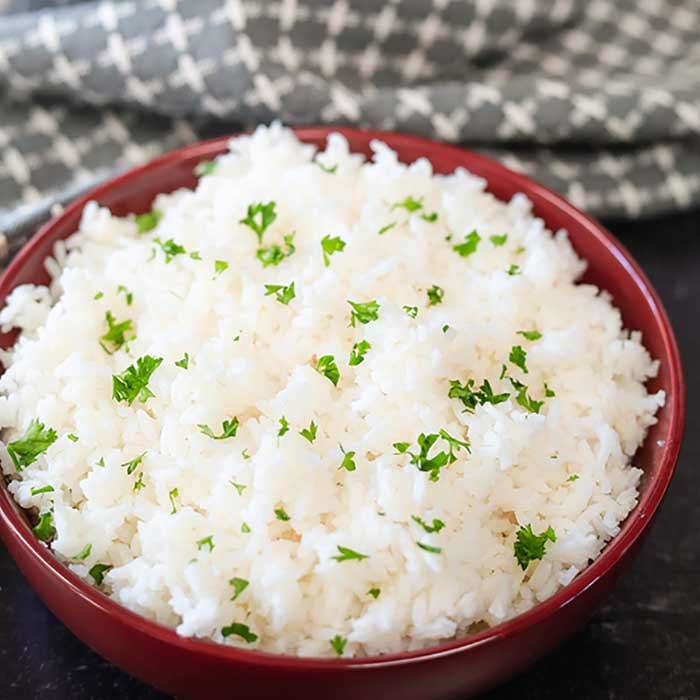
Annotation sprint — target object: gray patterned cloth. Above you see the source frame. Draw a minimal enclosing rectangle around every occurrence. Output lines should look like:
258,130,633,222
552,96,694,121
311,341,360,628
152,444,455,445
1,0,699,249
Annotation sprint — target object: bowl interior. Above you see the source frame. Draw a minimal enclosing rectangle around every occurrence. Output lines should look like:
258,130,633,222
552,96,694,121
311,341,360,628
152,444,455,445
0,127,684,665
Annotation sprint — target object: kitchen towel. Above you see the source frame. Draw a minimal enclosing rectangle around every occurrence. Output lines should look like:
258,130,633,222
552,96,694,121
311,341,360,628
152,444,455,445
1,0,699,249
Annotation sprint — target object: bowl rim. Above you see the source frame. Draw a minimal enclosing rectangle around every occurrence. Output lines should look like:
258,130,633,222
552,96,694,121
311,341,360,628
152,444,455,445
0,126,685,670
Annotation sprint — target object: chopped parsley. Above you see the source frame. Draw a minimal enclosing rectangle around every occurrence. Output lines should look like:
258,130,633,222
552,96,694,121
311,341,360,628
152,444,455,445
197,535,215,552
391,195,423,212
448,378,510,412
241,448,251,460
222,621,257,643
198,417,239,440
517,330,542,341
330,635,347,656
214,260,229,277
349,340,371,366
299,420,317,443
421,211,438,223
7,418,57,471
321,234,346,267
135,209,162,234
230,481,246,496
393,442,410,455
316,355,340,386
33,511,55,542
348,299,380,327
332,545,368,562
439,428,471,463
197,160,217,176
229,577,249,600
278,416,290,437
513,524,556,570
30,485,54,495
67,433,79,442
378,222,397,235
490,234,508,246
168,487,179,514
122,452,146,475
426,285,444,306
99,311,134,354
452,230,481,257
509,345,529,374
403,305,418,319
544,382,556,397
509,377,544,414
274,507,290,522
315,161,338,174
175,352,190,369
112,355,163,405
240,201,276,243
338,444,356,472
264,282,295,305
189,251,202,260
94,291,104,300
133,472,145,492
507,264,521,276
153,237,187,263
442,324,450,333
567,474,580,482
416,542,442,554
367,588,381,599
257,232,296,268
117,285,133,305
96,457,105,468
74,544,92,561
241,522,251,534
89,563,112,585
407,433,449,482
411,515,445,534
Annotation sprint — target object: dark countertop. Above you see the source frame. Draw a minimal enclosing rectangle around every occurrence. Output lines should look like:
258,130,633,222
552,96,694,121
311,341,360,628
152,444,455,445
1,208,699,700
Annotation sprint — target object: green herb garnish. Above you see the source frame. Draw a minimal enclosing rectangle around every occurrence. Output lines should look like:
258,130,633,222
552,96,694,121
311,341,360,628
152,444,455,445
100,311,134,354
391,195,423,212
169,487,179,514
30,485,54,495
278,416,289,437
89,563,112,585
274,507,290,522
321,234,346,267
403,305,418,319
507,264,520,276
421,211,438,222
368,588,381,599
198,417,239,440
426,285,444,306
67,433,79,442
378,222,397,235
299,420,317,444
133,472,145,492
74,544,92,561
122,452,146,475
197,160,217,176
240,201,276,243
264,282,295,305
513,524,556,570
411,515,445,534
509,345,528,374
112,355,163,405
222,621,257,643
316,355,340,386
393,442,410,455
517,330,542,341
452,230,481,257
241,522,251,534
509,377,544,414
153,237,187,263
490,234,508,246
416,542,442,554
33,511,55,542
175,352,189,369
338,444,356,472
230,481,246,496
349,340,371,366
348,299,379,327
330,635,347,656
332,545,368,562
229,577,249,600
117,285,133,305
544,382,555,397
197,535,214,552
448,378,510,412
315,161,338,174
214,260,229,277
7,418,57,471
135,209,162,234
567,474,580,482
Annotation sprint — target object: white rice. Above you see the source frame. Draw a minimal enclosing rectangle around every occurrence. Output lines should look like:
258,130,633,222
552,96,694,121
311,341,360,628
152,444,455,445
0,124,664,657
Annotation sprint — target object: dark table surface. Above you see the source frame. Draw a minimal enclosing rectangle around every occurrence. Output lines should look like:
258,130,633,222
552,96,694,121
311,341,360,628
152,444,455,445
1,208,699,700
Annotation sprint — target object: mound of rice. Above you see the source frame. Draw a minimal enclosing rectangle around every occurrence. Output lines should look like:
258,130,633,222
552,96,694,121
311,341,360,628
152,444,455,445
0,124,664,657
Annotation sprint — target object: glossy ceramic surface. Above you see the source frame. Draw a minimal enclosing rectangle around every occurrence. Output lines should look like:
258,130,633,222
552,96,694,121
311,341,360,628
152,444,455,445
0,128,685,700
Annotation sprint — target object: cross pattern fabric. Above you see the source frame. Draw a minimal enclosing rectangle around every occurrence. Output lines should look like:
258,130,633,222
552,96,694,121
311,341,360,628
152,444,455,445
1,0,699,248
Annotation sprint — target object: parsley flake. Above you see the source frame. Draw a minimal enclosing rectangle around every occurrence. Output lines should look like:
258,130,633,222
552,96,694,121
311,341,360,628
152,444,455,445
117,285,133,305
198,417,239,440
452,230,481,257
391,195,423,212
112,355,163,405
135,209,162,234
7,418,57,471
257,232,296,268
403,305,418,319
330,635,347,656
229,577,249,600
222,622,257,643
33,511,55,542
168,487,179,514
514,524,556,570
416,542,442,554
338,444,356,472
509,345,529,374
122,452,146,475
133,472,145,492
426,285,444,306
175,352,190,369
490,234,508,246
448,378,510,412
89,563,112,585
507,264,521,276
348,299,380,327
264,282,295,305
278,416,290,437
153,237,187,263
240,201,276,243
315,161,338,174
299,420,317,444
407,433,449,482
94,291,104,300
332,545,368,562
509,377,544,414
241,522,251,534
411,515,445,534
100,311,134,354
567,474,580,482
368,588,381,599
349,340,371,366
74,544,92,561
214,260,229,277
197,160,217,176
30,485,54,495
274,507,290,522
378,222,397,235
517,330,542,341
197,535,215,552
393,442,410,455
321,234,346,267
230,481,246,495
67,433,79,442
316,355,340,386
420,211,438,223
544,382,556,397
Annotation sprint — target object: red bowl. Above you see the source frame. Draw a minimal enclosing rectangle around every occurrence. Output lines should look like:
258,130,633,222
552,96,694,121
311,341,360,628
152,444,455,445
0,128,684,700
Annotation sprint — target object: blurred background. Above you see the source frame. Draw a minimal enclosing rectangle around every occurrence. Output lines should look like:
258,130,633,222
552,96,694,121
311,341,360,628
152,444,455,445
0,1,698,699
